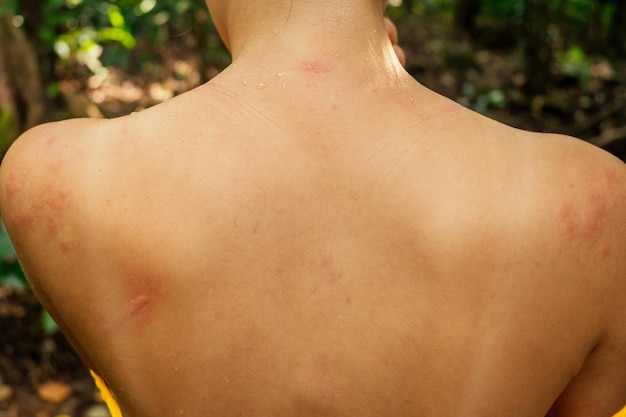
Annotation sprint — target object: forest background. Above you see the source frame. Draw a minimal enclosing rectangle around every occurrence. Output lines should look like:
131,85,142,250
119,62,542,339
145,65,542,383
0,0,625,416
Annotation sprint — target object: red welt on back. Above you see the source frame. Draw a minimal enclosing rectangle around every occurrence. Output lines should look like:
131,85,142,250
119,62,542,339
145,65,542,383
558,193,607,242
298,60,334,75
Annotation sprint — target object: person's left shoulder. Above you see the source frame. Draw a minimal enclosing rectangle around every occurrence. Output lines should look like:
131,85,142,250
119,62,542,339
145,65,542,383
528,133,626,417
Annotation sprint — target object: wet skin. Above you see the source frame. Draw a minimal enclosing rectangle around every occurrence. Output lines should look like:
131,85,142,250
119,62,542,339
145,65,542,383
1,2,626,416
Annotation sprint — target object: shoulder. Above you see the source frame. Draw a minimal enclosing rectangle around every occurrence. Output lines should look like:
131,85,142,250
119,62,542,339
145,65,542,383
1,117,107,183
0,118,110,253
526,131,626,283
527,132,626,416
1,118,105,206
537,132,626,247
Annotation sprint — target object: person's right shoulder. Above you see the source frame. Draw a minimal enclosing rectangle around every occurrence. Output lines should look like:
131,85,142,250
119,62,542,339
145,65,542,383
0,118,107,249
1,117,105,190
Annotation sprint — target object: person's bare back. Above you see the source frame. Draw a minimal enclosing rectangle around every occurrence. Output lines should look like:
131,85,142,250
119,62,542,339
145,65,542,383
1,1,626,416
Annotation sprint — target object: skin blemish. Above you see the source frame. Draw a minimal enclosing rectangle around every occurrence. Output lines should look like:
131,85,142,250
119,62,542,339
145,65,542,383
14,211,35,229
46,135,60,148
44,190,69,237
580,194,605,237
600,166,617,186
321,256,342,284
58,239,73,253
6,171,23,200
126,293,151,317
122,267,164,327
96,251,166,334
298,60,333,75
558,193,608,242
47,157,65,173
311,255,343,294
600,243,612,259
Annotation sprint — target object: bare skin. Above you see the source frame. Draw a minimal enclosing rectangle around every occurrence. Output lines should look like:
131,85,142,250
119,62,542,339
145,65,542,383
1,0,626,416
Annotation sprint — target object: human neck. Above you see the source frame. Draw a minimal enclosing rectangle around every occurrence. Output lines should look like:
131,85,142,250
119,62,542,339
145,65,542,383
219,0,403,82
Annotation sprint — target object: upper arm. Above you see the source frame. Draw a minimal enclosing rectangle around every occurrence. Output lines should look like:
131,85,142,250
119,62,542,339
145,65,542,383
0,119,104,371
1,122,75,254
0,118,104,285
547,148,626,417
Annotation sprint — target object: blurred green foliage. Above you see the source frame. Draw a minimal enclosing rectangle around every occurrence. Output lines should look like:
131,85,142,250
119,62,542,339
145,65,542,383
0,221,25,289
0,0,620,84
5,0,219,74
0,221,58,333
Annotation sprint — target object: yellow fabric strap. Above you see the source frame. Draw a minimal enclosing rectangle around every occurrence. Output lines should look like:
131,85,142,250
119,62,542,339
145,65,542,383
90,370,123,417
616,405,626,417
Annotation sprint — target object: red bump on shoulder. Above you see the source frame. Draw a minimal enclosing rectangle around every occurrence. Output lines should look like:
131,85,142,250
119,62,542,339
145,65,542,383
46,135,60,148
558,192,609,242
5,170,23,201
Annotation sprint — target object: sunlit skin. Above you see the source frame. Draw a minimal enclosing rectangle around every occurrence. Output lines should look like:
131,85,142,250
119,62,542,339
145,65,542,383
1,0,626,416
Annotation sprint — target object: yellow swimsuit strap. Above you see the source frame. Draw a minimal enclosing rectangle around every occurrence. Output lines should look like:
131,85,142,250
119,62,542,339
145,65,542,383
90,370,123,417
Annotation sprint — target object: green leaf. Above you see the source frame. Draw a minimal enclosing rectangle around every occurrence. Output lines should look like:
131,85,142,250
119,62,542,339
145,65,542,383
108,5,126,28
42,310,60,334
98,27,136,49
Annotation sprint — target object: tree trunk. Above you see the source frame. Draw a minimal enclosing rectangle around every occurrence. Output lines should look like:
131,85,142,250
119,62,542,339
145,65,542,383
454,0,481,35
522,0,553,95
0,14,45,154
588,0,605,51
609,0,626,58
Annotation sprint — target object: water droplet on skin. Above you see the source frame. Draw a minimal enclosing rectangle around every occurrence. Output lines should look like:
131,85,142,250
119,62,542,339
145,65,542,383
276,72,285,78
256,82,267,89
242,80,249,86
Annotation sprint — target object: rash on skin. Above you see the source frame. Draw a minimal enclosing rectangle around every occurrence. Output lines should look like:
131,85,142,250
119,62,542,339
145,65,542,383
558,194,607,241
4,135,74,249
4,170,34,229
102,266,165,333
311,255,343,294
44,188,70,237
4,170,73,250
557,168,619,257
6,171,23,200
298,60,334,75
